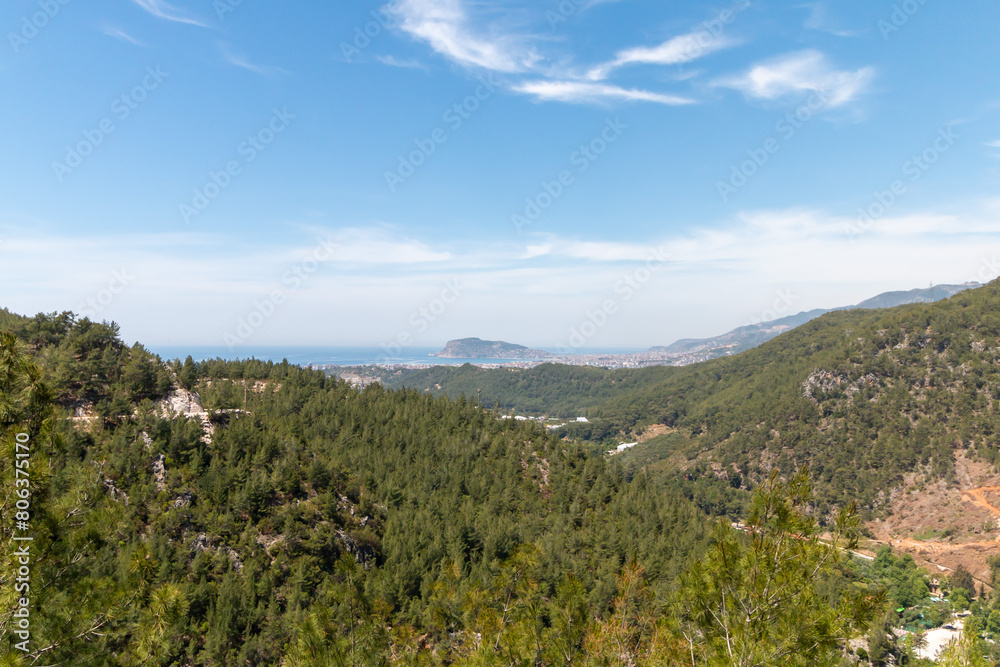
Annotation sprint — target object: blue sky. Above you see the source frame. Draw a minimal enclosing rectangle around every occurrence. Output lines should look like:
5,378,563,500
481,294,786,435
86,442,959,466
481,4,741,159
2,0,999,350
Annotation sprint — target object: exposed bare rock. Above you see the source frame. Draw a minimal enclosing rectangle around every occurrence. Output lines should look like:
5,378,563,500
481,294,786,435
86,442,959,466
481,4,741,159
255,534,285,565
336,529,376,567
189,533,243,572
256,533,285,551
159,386,203,414
192,533,211,552
68,402,99,428
103,478,129,504
196,413,215,444
802,370,880,401
157,387,214,444
338,494,357,517
72,402,95,418
225,548,243,572
152,455,167,493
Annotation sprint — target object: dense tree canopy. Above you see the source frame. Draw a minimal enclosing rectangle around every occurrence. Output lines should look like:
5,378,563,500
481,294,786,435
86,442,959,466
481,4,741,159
7,295,1000,664
391,281,1000,515
2,313,713,664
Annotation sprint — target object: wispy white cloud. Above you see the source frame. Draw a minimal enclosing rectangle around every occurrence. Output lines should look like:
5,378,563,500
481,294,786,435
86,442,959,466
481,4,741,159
514,80,694,105
386,0,747,107
987,140,1000,148
388,0,538,72
800,2,863,37
516,240,663,262
5,206,999,347
315,227,454,265
217,43,289,76
587,31,739,81
521,244,552,259
715,50,874,108
563,241,667,261
102,25,145,46
376,54,429,70
130,0,207,27
385,1,877,113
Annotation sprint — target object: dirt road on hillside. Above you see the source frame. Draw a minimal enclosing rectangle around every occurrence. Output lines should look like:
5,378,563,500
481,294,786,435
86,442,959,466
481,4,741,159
961,486,1000,516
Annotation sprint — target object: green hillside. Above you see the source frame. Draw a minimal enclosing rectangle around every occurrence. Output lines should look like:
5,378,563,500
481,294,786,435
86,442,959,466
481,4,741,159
0,312,712,665
379,362,677,418
582,280,1000,514
384,281,1000,517
5,307,1000,664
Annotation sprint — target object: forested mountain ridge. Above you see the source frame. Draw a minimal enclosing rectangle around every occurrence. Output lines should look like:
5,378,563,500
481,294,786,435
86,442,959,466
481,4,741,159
584,280,1000,511
645,282,979,362
384,282,1000,522
853,283,978,309
378,285,982,420
646,307,829,358
6,306,1000,664
0,308,174,410
0,310,715,665
375,283,1000,620
380,362,677,417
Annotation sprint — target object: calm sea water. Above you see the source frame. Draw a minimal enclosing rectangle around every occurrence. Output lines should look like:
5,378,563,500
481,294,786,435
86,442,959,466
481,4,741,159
148,346,644,367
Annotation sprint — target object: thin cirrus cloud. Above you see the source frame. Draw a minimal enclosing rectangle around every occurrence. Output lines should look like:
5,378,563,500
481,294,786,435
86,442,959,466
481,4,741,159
513,81,694,106
389,2,876,113
801,2,863,38
586,31,740,81
387,0,701,105
290,226,457,266
376,55,429,70
10,211,994,286
217,43,289,77
516,240,659,262
715,49,875,108
129,0,208,27
102,25,145,46
387,0,539,73
327,239,453,265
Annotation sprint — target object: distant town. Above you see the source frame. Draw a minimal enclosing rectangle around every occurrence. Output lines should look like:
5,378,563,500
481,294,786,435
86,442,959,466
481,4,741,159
316,348,723,389
319,284,981,382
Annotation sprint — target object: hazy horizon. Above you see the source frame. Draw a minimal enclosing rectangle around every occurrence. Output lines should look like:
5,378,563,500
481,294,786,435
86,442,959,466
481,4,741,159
3,0,999,350
9,275,987,352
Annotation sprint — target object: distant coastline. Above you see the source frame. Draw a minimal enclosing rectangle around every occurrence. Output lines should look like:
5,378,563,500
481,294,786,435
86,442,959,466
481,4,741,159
147,345,647,368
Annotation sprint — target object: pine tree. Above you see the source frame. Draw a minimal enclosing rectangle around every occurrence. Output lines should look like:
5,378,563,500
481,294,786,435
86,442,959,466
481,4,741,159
675,469,884,666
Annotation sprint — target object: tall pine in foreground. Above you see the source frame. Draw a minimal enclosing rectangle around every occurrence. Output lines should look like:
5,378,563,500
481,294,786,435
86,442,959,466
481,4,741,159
0,333,186,665
675,470,884,666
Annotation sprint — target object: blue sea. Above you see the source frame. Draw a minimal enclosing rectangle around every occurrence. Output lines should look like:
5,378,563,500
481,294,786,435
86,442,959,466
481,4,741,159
148,346,645,367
